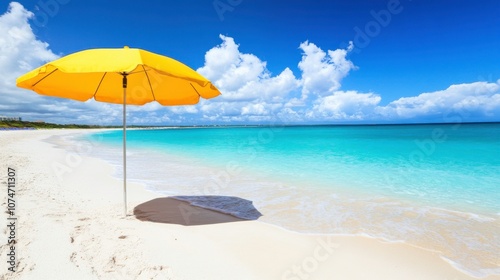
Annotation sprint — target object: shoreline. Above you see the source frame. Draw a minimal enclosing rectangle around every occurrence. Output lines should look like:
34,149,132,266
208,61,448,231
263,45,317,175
75,128,500,277
0,129,498,279
83,125,500,218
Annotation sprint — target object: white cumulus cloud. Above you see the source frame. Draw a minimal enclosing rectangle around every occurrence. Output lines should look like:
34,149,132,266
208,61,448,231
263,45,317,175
198,35,299,103
376,80,500,121
241,103,268,116
298,41,357,97
0,2,58,93
309,90,381,120
0,2,159,125
196,34,302,122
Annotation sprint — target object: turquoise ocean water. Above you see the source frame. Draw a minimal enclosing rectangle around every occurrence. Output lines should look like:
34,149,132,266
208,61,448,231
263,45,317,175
79,123,500,277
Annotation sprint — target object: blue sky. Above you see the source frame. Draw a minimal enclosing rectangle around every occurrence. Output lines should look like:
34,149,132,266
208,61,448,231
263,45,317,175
1,0,500,125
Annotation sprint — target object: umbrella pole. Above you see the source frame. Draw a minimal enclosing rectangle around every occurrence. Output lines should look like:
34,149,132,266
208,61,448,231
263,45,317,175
122,74,128,217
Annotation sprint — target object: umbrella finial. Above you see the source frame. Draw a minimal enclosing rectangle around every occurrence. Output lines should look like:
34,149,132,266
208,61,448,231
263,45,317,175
124,46,129,49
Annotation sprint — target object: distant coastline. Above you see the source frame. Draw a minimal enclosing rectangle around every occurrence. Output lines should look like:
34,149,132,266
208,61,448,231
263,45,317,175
1,119,499,130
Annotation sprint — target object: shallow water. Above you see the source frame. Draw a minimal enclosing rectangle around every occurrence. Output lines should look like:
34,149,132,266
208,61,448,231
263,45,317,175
60,123,500,277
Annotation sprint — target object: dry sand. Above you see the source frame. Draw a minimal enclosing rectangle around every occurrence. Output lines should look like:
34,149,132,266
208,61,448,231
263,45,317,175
0,129,497,280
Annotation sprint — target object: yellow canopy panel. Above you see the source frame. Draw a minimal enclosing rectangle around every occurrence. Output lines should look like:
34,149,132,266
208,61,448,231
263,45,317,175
16,47,221,105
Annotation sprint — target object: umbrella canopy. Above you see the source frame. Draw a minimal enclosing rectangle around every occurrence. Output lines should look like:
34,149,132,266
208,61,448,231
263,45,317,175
16,46,221,216
16,46,220,105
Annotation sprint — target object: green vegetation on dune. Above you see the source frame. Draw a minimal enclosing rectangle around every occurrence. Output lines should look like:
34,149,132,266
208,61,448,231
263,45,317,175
0,120,120,129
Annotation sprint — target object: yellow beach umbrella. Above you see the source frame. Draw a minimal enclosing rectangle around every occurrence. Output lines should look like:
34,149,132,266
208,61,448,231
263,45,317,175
16,46,221,216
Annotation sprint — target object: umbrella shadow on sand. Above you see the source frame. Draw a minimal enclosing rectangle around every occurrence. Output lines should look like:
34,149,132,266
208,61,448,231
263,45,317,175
133,196,262,226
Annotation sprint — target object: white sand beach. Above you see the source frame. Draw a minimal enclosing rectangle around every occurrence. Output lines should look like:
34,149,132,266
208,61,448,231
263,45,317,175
0,129,498,280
